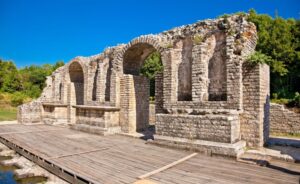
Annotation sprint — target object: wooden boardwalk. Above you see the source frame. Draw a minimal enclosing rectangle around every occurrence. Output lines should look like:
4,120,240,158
0,124,299,184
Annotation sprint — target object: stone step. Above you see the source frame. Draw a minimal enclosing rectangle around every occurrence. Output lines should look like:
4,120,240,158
75,120,105,127
151,135,246,158
70,124,121,136
239,146,300,163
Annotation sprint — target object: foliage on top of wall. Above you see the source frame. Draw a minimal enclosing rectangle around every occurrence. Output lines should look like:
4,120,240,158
246,51,288,76
193,34,203,45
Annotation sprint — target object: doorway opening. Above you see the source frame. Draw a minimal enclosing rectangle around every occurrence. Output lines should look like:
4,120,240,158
122,43,163,133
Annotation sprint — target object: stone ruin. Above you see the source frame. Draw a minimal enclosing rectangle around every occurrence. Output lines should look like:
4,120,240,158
18,15,270,157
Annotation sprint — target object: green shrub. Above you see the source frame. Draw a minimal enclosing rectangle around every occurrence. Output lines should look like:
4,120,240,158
149,96,155,103
193,34,203,45
271,98,289,105
11,92,27,107
288,92,300,107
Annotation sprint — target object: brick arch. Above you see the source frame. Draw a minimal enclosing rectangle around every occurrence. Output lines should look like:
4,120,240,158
67,60,86,105
113,36,165,75
67,60,87,82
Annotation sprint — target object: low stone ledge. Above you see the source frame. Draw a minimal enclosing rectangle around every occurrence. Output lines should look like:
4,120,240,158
70,124,121,136
42,103,68,107
151,135,246,158
72,105,120,111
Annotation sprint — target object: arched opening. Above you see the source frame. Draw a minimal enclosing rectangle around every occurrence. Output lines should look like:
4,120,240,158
208,32,227,101
122,43,163,133
177,37,193,101
69,62,84,105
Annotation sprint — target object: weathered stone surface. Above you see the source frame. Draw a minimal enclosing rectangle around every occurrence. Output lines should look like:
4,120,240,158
18,15,270,157
156,113,240,143
270,103,300,134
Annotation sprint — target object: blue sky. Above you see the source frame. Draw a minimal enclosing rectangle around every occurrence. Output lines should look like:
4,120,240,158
1,0,299,68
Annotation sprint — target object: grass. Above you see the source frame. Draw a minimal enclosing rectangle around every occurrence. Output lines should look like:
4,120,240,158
271,132,300,139
0,108,17,121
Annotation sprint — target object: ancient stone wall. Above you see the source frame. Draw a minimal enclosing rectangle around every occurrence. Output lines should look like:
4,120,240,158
42,105,68,125
270,103,300,134
18,76,53,124
18,15,270,156
18,101,42,124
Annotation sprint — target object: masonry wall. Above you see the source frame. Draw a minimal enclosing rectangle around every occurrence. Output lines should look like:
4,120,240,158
241,63,269,147
76,108,105,127
42,106,68,124
156,114,240,143
18,102,42,124
270,103,300,134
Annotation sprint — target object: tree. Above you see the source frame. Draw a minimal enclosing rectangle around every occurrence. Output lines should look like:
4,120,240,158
0,59,65,100
248,9,300,99
140,51,163,97
0,60,22,93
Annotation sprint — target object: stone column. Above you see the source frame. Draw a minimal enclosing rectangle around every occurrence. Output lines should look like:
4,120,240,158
155,72,164,113
119,75,136,133
161,49,181,104
192,44,209,101
226,36,243,109
67,83,76,124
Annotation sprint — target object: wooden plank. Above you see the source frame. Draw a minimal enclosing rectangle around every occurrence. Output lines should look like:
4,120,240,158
185,155,299,181
47,147,110,159
138,153,198,179
0,124,298,184
184,157,300,182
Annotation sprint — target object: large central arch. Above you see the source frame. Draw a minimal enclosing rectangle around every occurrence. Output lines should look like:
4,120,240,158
123,43,157,75
69,62,84,105
120,38,164,133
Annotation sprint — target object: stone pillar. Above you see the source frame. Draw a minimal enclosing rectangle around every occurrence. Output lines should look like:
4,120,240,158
155,72,164,113
161,49,181,104
226,36,243,109
241,63,270,147
192,44,209,101
97,62,105,103
120,75,136,133
110,70,119,107
120,75,149,133
67,83,76,124
97,58,110,103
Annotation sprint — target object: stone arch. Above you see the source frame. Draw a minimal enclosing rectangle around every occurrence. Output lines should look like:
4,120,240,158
114,36,165,75
118,37,164,133
69,61,85,105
